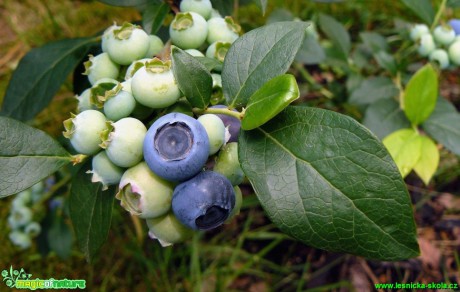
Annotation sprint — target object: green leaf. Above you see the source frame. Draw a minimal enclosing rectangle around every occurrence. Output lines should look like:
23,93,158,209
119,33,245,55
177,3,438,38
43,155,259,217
383,128,422,178
97,0,151,6
239,106,419,260
318,13,351,61
142,2,169,35
349,77,399,107
223,21,308,108
252,0,268,15
171,47,212,109
403,64,438,126
360,32,388,52
242,74,299,130
211,0,234,16
195,57,223,72
423,98,460,156
48,215,74,260
266,9,294,24
295,35,326,65
0,117,71,198
1,37,96,121
401,0,435,25
375,51,397,76
69,163,116,262
363,98,411,140
413,136,439,185
448,0,460,8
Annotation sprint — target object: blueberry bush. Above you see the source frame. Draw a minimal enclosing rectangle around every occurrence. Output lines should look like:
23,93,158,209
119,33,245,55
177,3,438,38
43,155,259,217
2,0,459,281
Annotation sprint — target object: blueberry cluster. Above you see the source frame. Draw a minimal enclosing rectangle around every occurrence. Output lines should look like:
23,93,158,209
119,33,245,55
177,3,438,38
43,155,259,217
63,0,245,246
7,181,48,250
410,20,460,69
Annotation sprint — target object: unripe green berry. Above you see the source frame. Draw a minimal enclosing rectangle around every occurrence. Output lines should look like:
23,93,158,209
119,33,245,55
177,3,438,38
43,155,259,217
198,114,226,155
145,35,164,58
448,40,460,65
88,151,125,190
180,0,213,20
170,12,208,49
207,16,240,44
213,142,244,185
146,212,193,246
106,23,150,65
206,41,231,62
83,53,120,85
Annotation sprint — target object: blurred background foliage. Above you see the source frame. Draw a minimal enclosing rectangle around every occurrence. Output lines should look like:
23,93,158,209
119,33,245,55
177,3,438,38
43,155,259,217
1,0,459,291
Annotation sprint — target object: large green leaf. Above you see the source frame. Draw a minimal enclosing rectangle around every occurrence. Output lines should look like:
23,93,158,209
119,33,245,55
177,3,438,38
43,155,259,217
171,47,212,109
242,74,299,130
423,98,460,156
239,106,419,261
349,77,399,107
69,163,116,262
0,117,71,198
223,21,308,108
142,2,169,35
318,13,351,61
1,37,96,121
383,128,422,178
363,98,411,139
401,0,435,25
403,64,438,126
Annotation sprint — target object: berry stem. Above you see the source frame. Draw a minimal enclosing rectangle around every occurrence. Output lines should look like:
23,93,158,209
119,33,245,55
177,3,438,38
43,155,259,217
193,107,243,120
431,0,447,30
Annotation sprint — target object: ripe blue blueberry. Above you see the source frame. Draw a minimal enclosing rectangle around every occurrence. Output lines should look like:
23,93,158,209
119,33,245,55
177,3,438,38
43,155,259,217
116,162,174,219
213,142,244,185
207,16,240,44
417,34,436,57
180,0,213,20
143,112,210,182
146,212,193,246
88,151,125,190
83,53,120,85
429,49,450,69
172,171,235,230
131,58,181,109
197,114,226,155
106,23,150,65
63,110,107,155
449,19,460,35
100,117,147,167
210,105,241,142
433,25,456,46
170,12,208,49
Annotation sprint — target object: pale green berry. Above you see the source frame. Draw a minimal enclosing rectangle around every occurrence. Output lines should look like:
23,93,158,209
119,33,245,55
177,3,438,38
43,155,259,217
106,23,150,65
146,212,193,246
448,40,460,65
170,12,208,49
206,41,231,62
103,84,136,121
83,53,120,85
101,24,119,53
116,162,174,219
145,35,164,58
418,34,436,57
24,222,41,238
207,16,240,44
131,58,181,109
9,231,32,250
100,117,147,168
433,25,456,46
88,151,125,190
198,114,226,155
63,110,107,155
429,49,450,69
410,24,430,41
125,58,150,80
185,49,205,57
180,0,213,20
213,142,244,185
